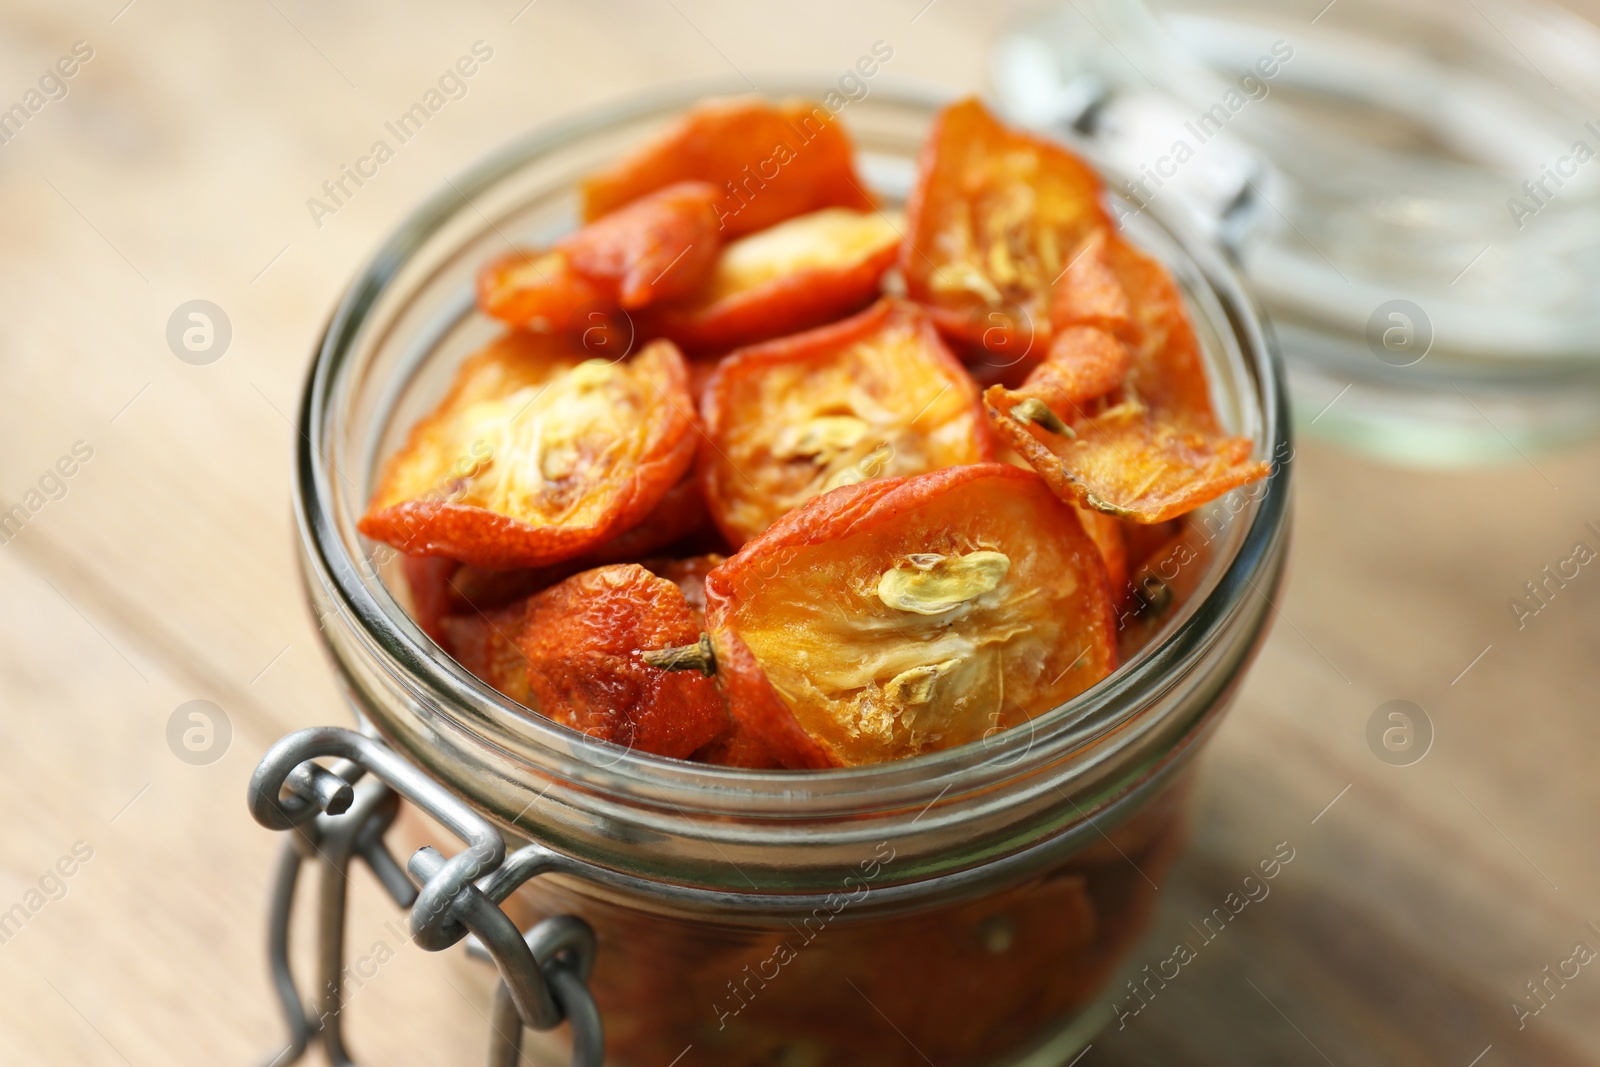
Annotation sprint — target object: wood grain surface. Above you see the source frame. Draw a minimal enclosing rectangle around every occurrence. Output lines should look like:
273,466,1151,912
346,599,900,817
0,1,1596,1064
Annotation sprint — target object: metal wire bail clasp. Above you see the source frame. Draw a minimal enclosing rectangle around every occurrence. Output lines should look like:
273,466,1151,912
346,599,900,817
246,725,603,1067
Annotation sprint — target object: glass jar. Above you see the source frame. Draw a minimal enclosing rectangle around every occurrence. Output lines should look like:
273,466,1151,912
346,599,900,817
291,78,1289,1066
994,0,1600,465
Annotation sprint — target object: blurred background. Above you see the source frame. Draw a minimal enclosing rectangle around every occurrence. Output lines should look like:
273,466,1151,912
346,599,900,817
0,0,1597,1064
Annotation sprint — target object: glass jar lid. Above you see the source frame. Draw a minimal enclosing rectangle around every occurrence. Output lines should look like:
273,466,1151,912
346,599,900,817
994,0,1600,463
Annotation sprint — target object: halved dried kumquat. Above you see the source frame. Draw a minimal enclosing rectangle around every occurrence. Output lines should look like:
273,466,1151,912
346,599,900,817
986,385,1268,524
559,181,722,308
702,464,1117,768
983,225,1267,522
1050,230,1133,341
1099,233,1215,419
1015,325,1131,412
478,181,722,344
644,208,902,353
405,472,718,622
581,96,874,237
441,563,730,759
477,249,608,333
699,299,993,545
902,98,1110,364
360,333,698,569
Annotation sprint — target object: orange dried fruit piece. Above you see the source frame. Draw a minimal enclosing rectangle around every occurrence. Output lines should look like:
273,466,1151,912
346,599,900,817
441,563,730,759
902,98,1110,365
700,299,993,546
1100,232,1215,419
581,96,874,238
987,234,1268,524
566,470,717,567
986,385,1268,524
406,474,720,621
477,248,608,333
478,182,722,345
1094,513,1185,610
559,181,722,308
1050,229,1133,340
359,331,698,569
703,464,1118,768
644,207,901,353
436,562,560,618
1016,325,1132,411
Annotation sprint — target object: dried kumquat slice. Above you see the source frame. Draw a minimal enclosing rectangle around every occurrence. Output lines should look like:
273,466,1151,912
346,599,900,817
1124,516,1186,574
986,385,1267,524
405,474,719,621
644,208,901,353
441,563,730,759
702,464,1117,768
1100,233,1216,420
1050,230,1133,341
477,248,608,333
559,181,722,308
585,471,718,558
581,96,874,237
478,182,722,344
902,98,1110,366
436,561,562,617
984,227,1267,522
699,299,992,546
1014,325,1131,412
360,333,697,569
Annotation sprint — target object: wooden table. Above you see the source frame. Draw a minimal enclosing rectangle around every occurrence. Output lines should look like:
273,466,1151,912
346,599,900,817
1,1,1595,1063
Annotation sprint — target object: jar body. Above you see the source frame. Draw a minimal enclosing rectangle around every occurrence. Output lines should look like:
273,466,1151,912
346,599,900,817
398,770,1194,1067
296,79,1290,1066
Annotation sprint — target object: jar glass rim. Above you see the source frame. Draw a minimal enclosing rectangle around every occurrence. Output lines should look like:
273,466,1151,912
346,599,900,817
294,76,1292,820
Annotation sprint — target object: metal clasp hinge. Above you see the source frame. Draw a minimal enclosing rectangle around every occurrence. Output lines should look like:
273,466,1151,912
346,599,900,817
247,726,603,1067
